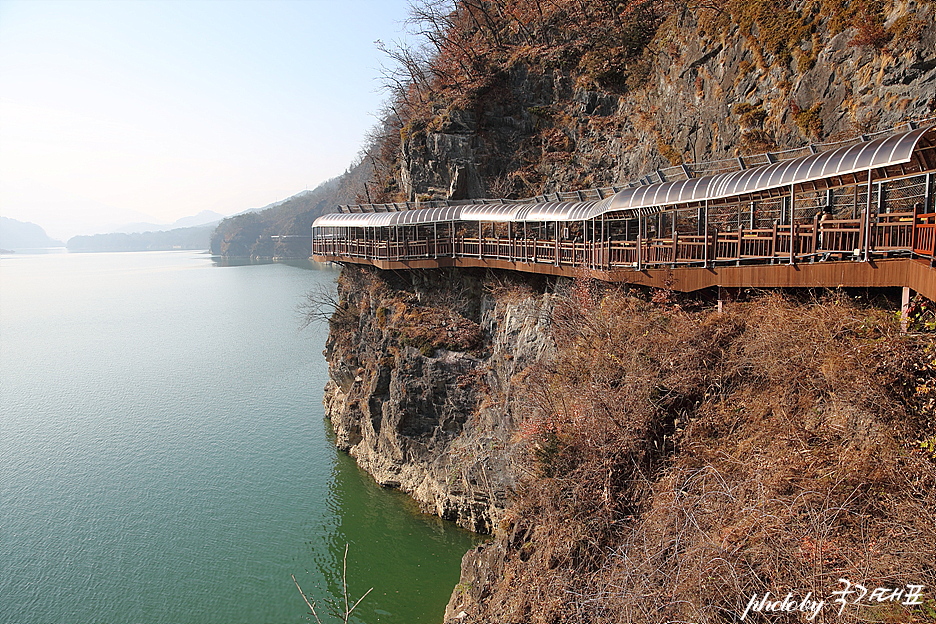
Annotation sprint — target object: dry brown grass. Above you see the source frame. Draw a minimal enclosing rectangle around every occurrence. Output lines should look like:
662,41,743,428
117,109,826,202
330,265,485,357
469,285,936,624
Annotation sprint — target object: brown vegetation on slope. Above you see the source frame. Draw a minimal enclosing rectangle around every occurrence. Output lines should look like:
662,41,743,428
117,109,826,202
450,286,936,623
362,0,936,204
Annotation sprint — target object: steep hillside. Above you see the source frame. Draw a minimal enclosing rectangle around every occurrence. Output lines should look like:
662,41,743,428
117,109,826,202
210,155,375,258
443,283,936,624
314,3,936,621
319,265,936,624
320,267,554,534
361,0,935,203
0,216,64,249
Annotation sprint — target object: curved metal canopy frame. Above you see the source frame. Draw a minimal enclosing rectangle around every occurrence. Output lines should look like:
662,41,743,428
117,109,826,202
596,126,932,217
313,126,934,230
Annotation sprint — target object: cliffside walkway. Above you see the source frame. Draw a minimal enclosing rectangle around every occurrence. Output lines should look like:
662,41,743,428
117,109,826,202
313,125,936,304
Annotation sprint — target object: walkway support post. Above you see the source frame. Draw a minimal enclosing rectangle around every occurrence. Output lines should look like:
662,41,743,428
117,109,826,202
790,183,796,265
523,222,527,263
582,218,587,267
555,220,560,266
508,222,512,262
901,286,912,333
672,207,678,265
601,215,606,270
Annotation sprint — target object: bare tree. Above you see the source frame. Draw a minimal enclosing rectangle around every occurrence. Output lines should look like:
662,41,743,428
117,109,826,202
297,282,345,330
375,38,434,107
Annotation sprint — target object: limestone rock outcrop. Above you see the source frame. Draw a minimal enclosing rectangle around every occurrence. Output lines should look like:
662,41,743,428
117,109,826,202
322,267,555,533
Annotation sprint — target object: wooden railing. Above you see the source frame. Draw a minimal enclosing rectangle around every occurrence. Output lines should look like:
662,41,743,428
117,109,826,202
313,211,936,269
913,206,936,257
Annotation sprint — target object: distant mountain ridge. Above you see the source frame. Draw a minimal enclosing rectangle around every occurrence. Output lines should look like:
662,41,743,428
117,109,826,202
210,162,372,258
111,210,226,234
66,224,214,252
0,216,64,250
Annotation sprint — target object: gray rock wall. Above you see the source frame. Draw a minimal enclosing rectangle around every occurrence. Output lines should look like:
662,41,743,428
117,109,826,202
322,267,556,533
396,0,935,202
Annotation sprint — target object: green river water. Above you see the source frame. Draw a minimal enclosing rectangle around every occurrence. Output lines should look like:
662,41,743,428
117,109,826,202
0,250,481,624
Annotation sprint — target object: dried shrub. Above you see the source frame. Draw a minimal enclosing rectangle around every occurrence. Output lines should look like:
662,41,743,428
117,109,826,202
791,101,823,139
849,0,892,48
726,0,813,58
464,289,936,624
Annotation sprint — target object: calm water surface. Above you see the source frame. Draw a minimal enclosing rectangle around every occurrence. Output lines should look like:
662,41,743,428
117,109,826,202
0,251,480,624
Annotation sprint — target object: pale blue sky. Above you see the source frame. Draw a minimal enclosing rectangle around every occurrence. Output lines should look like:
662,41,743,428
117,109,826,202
0,0,413,239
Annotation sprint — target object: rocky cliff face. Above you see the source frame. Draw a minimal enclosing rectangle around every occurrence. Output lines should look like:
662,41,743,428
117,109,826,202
317,2,936,620
322,266,556,533
397,0,936,202
322,267,936,624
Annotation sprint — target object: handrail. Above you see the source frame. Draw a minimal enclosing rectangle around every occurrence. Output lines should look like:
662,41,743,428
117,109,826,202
312,211,936,271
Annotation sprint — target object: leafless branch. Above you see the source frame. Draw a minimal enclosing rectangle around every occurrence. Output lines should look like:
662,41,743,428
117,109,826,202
293,544,374,624
292,574,324,624
297,282,351,330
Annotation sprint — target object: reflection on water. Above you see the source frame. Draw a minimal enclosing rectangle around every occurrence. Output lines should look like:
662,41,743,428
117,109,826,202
319,451,482,622
209,255,340,271
0,246,68,254
0,251,481,624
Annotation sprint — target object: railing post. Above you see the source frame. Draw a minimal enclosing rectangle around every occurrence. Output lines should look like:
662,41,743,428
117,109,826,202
812,214,820,256
926,172,933,213
672,231,678,264
863,170,873,262
771,221,778,259
637,234,642,271
858,209,867,258
912,201,920,254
